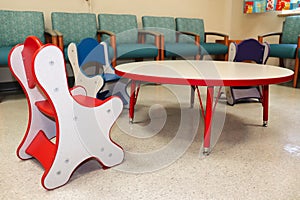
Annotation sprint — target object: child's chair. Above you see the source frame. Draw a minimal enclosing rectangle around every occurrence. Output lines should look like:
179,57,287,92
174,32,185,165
226,38,270,106
68,38,130,107
9,36,124,190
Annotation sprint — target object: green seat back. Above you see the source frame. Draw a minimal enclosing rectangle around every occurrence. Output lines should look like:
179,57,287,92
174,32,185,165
0,10,45,46
98,14,138,44
142,16,176,43
175,17,205,43
281,16,300,44
51,12,97,47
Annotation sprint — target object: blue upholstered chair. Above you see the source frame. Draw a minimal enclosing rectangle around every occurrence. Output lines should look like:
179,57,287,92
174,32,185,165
142,16,200,60
51,12,99,60
0,10,57,95
258,16,300,88
175,17,229,60
98,14,160,67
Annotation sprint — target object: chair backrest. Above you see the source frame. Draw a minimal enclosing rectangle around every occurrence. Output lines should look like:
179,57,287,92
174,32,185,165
0,10,45,65
21,37,44,89
76,38,114,75
0,10,45,46
175,17,205,43
51,12,98,47
228,38,270,64
281,15,300,44
142,16,176,43
98,14,138,44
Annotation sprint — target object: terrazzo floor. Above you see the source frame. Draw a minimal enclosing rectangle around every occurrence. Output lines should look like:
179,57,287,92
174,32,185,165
1,83,300,200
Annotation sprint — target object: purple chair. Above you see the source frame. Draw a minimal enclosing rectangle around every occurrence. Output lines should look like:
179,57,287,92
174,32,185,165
226,38,270,106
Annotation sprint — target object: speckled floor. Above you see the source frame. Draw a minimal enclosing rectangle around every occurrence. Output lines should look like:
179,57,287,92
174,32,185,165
1,83,300,200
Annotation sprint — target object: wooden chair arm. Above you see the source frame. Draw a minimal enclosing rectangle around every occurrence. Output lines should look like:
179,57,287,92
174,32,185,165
205,32,229,45
176,31,200,45
44,29,58,46
138,29,161,48
205,32,229,38
258,32,282,43
97,30,117,66
50,30,64,52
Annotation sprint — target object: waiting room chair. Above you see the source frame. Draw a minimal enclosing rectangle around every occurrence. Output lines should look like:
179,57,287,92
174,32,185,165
0,10,57,95
258,15,300,87
226,38,270,106
142,16,200,60
9,36,124,190
98,14,160,67
68,38,130,106
51,12,99,59
175,17,229,60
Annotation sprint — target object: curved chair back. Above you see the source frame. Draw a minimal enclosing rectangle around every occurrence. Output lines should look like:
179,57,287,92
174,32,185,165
228,38,270,64
226,39,270,106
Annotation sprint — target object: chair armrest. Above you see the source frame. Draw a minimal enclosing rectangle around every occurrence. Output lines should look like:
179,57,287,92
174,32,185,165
258,32,282,43
138,29,161,47
205,32,229,45
97,30,117,66
44,29,58,46
50,30,64,51
176,31,200,45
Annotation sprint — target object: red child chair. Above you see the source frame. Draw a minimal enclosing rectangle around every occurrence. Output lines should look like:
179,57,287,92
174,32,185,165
8,36,124,190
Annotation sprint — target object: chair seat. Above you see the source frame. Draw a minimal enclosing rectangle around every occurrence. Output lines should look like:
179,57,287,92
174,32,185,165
35,95,110,117
165,43,199,57
0,46,13,65
269,44,297,58
200,43,228,55
103,73,120,82
116,43,159,59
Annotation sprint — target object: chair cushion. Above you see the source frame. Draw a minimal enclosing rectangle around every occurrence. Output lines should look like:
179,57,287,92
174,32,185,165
51,12,98,47
200,43,228,55
116,43,159,59
98,14,138,44
269,44,296,58
164,43,199,57
0,46,13,65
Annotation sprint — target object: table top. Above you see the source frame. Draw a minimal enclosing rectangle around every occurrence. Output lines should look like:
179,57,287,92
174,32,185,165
115,60,294,86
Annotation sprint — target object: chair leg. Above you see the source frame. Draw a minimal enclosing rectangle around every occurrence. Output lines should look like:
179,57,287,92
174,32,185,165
293,57,299,88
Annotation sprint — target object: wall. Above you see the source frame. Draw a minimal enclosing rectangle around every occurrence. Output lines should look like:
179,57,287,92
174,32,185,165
0,0,284,51
0,0,230,32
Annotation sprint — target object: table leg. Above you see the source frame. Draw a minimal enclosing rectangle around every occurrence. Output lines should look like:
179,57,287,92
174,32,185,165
203,86,214,155
129,80,141,123
262,85,269,127
129,80,136,122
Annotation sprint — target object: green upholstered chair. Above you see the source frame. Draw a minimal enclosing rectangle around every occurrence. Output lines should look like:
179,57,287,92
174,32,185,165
258,16,300,88
51,12,99,59
98,14,160,67
142,16,200,60
0,10,56,94
175,17,229,60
